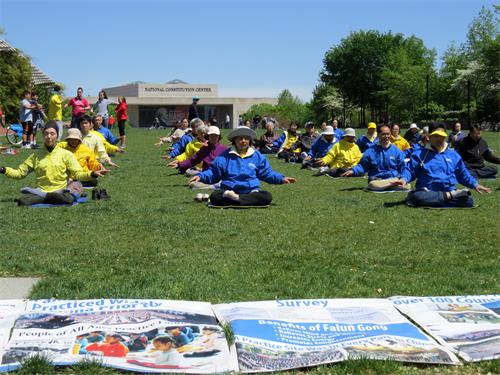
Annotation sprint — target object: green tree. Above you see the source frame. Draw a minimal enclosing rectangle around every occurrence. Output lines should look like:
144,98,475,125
380,36,436,123
274,89,312,126
0,37,32,123
321,30,407,125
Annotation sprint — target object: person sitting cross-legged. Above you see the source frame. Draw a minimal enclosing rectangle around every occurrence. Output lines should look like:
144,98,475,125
169,126,228,185
0,122,106,206
393,123,491,208
341,125,410,191
356,122,379,152
285,121,320,163
189,127,296,207
315,128,362,177
456,124,500,179
255,121,280,154
301,125,337,169
57,128,109,187
274,121,301,160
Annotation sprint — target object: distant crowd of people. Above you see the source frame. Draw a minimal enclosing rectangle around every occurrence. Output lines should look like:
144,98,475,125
1,89,497,209
159,110,496,209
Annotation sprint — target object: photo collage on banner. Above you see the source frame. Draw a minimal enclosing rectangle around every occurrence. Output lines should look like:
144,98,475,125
213,298,460,372
391,295,500,362
0,299,236,373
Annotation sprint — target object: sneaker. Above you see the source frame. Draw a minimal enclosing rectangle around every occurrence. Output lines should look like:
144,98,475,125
91,188,100,200
194,193,203,202
31,144,40,149
319,166,329,174
450,188,471,199
99,189,111,200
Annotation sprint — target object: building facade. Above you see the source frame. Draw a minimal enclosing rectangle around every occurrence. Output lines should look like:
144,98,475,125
94,82,276,129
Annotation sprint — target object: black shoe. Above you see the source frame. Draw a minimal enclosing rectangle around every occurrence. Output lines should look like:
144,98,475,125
31,144,40,149
91,188,100,200
99,189,111,200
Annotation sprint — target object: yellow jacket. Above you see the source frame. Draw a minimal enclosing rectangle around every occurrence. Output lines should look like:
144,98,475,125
283,132,301,153
391,135,411,151
176,140,204,162
48,94,62,121
321,139,362,168
57,141,101,172
4,147,92,192
91,130,120,154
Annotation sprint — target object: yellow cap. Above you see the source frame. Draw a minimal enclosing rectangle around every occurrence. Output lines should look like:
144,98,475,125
368,122,377,129
429,130,447,138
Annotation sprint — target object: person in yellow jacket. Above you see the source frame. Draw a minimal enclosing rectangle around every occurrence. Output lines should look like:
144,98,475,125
57,128,107,187
0,122,106,206
48,85,64,140
390,124,411,152
317,127,362,177
172,125,208,163
275,121,301,159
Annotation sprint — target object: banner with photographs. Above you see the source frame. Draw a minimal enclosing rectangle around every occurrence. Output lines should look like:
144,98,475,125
213,299,459,372
391,295,500,361
0,300,26,371
0,299,235,373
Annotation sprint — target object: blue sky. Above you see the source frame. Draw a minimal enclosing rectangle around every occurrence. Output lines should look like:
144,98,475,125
0,0,495,101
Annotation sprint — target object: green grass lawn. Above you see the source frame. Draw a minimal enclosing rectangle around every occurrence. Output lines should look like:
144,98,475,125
0,128,499,374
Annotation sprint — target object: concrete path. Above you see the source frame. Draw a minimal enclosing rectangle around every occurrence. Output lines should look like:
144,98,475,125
0,278,40,299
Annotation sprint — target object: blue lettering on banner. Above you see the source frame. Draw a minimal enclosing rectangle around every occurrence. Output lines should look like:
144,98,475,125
230,319,429,346
276,299,329,308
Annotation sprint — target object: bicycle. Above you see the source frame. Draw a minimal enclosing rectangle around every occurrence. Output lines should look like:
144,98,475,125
5,123,23,146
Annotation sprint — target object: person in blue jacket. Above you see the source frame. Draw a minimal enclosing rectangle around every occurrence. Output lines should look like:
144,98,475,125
342,124,410,191
394,123,491,207
301,125,337,169
332,119,344,140
190,127,296,207
356,122,379,152
93,115,119,145
167,118,200,158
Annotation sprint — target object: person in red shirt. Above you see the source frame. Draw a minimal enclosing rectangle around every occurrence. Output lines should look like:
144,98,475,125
64,87,90,129
115,96,128,148
85,333,129,357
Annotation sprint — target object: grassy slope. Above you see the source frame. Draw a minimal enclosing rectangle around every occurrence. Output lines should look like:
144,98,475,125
0,129,499,374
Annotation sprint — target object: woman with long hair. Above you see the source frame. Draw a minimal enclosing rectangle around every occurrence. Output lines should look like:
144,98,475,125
115,96,128,148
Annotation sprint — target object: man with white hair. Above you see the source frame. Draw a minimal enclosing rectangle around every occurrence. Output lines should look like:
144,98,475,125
256,121,280,154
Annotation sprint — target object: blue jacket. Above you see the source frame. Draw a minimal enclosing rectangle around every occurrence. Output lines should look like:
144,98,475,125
197,148,284,194
352,144,405,180
97,126,119,145
401,145,479,191
335,129,344,140
271,132,286,149
308,136,335,158
169,133,194,158
356,135,379,153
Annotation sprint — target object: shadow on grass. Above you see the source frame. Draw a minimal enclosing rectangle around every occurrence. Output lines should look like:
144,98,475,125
339,187,365,192
383,200,407,207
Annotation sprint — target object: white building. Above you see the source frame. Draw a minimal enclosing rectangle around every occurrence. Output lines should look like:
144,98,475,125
95,80,276,129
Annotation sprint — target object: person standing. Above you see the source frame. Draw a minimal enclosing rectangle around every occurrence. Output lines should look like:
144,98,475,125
19,90,38,148
0,103,6,127
92,90,117,129
115,96,128,148
64,87,90,128
188,96,200,121
48,85,64,140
